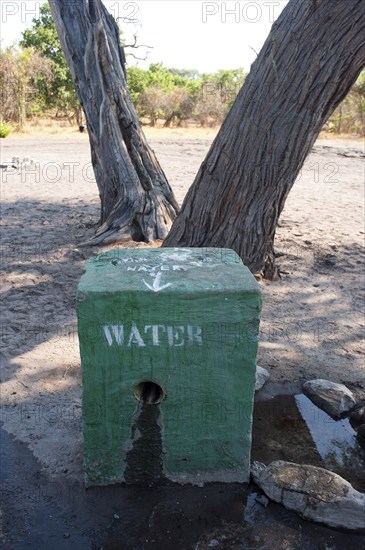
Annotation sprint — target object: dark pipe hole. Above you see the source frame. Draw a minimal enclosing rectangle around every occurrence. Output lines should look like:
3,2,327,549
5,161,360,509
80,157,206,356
134,381,165,405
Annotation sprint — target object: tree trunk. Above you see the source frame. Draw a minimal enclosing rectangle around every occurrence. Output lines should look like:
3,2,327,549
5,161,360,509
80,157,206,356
164,0,365,277
49,0,179,244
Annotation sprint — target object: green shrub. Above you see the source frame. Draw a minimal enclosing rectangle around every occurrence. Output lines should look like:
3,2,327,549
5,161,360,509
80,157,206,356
0,121,11,138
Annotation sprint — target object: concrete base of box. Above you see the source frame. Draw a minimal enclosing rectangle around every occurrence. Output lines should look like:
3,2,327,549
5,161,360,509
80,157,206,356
85,470,248,488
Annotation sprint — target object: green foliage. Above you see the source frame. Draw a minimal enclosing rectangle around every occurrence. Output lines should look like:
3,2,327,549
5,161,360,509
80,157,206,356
202,68,246,106
326,70,365,136
0,120,11,138
126,66,150,105
127,63,247,127
20,3,79,118
126,63,365,132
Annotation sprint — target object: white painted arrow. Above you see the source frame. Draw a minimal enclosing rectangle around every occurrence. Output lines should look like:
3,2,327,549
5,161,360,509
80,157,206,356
142,271,173,292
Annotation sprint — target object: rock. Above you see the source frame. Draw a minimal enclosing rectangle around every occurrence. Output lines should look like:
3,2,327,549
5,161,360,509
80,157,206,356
255,366,270,391
65,248,96,260
302,379,356,419
251,460,365,531
255,493,269,507
349,402,365,426
65,248,83,259
0,162,18,170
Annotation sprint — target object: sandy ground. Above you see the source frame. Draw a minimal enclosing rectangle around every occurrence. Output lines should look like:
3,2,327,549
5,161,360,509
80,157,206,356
0,130,364,482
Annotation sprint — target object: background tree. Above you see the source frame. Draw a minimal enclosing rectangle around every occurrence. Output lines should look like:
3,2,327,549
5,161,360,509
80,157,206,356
325,70,365,135
126,66,150,106
195,69,246,127
128,63,202,126
351,70,365,135
139,84,164,127
20,3,79,121
0,46,52,129
162,87,196,127
164,0,365,277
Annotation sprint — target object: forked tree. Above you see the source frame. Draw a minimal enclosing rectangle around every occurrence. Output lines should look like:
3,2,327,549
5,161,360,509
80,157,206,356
49,0,365,277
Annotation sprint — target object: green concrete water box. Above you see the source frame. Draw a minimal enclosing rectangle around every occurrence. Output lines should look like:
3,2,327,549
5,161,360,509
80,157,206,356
77,247,262,486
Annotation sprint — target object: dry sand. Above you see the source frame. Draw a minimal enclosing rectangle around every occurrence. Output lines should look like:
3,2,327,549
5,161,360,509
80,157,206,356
0,129,364,481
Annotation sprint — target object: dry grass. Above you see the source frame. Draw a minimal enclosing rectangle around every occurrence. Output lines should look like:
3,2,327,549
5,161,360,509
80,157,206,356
5,118,364,145
7,118,220,140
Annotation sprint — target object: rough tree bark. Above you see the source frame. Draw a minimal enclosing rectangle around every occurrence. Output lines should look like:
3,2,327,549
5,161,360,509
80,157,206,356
163,0,365,277
49,0,179,244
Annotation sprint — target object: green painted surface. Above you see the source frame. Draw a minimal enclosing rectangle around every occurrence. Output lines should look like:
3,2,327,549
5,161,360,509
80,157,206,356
77,248,262,486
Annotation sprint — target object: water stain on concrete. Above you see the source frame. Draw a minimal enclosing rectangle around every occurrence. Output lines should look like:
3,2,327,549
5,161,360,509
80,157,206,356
124,402,167,486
